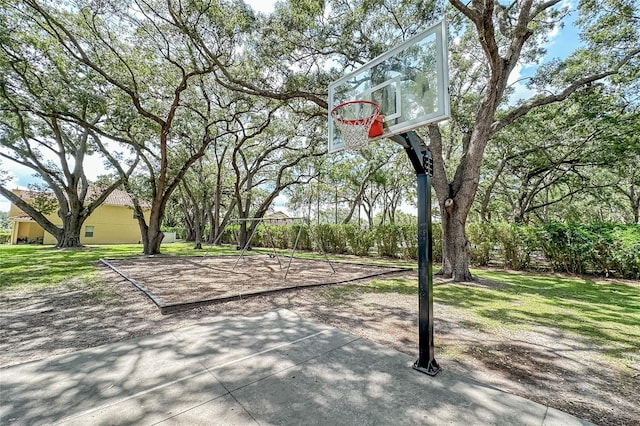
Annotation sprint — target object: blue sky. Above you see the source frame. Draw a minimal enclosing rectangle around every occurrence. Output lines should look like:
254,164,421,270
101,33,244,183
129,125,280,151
0,1,581,212
509,5,581,102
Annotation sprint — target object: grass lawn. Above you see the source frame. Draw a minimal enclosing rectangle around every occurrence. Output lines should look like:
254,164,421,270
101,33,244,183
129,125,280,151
2,243,638,368
323,269,640,368
0,242,234,290
0,243,410,291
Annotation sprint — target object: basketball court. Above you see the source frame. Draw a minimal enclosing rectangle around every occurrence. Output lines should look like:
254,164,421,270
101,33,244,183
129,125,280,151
0,309,590,425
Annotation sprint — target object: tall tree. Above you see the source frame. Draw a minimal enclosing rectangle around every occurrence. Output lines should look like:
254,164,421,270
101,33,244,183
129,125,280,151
428,0,639,280
228,106,324,246
17,0,253,254
208,0,638,280
0,6,138,247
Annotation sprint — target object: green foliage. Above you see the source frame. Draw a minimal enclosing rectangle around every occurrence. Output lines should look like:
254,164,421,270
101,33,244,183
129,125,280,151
537,222,640,279
313,224,348,254
0,211,9,230
344,225,375,256
173,221,640,279
0,230,10,244
375,224,403,258
398,224,418,260
432,223,442,263
467,223,496,266
221,225,240,245
495,224,537,270
464,222,639,279
251,225,299,250
538,222,602,274
291,225,313,251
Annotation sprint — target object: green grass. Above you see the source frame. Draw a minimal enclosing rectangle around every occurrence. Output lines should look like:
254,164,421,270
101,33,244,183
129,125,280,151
0,242,408,291
320,269,640,366
466,270,640,363
0,242,238,290
4,244,638,367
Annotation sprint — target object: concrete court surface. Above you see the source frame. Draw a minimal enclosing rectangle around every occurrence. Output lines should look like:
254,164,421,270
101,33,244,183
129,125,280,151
1,309,593,425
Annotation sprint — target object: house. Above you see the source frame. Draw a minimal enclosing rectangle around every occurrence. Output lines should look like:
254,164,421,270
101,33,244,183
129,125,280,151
8,188,151,245
264,209,296,226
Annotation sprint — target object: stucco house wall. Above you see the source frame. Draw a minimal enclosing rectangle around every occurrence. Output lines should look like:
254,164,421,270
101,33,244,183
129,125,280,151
9,188,151,245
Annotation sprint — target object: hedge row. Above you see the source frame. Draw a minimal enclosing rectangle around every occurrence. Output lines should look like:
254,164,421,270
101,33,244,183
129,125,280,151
465,222,639,279
217,223,434,261
169,222,640,279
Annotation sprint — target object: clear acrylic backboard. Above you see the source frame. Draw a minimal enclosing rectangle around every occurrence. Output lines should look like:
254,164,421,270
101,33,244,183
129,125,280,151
328,20,450,153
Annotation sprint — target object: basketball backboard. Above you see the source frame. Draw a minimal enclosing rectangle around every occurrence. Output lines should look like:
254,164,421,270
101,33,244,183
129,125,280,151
328,20,449,153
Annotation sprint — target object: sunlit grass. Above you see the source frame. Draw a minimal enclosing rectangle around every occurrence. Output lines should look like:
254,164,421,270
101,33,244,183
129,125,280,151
320,269,640,366
0,242,411,291
0,242,231,290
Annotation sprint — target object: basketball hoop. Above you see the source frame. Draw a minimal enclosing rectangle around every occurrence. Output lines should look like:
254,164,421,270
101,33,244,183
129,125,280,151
331,100,382,151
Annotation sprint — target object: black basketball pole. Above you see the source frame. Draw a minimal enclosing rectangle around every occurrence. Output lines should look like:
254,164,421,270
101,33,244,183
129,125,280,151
390,131,441,376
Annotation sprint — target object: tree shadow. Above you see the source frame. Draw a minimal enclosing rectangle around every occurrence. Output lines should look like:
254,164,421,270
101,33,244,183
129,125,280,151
0,309,572,425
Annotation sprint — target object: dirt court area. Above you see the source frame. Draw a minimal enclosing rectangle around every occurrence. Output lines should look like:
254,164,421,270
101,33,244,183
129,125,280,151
101,255,409,312
1,261,638,426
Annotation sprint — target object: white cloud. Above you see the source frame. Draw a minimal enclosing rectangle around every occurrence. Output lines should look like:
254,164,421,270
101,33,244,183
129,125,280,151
507,63,537,104
548,23,561,41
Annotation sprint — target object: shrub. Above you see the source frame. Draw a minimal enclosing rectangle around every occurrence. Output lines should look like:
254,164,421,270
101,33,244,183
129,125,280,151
594,224,640,279
375,224,403,258
496,223,536,270
398,224,419,259
221,224,240,245
291,224,313,251
467,222,496,266
344,225,375,256
313,224,348,254
432,223,443,263
534,222,640,278
537,222,594,274
0,230,11,244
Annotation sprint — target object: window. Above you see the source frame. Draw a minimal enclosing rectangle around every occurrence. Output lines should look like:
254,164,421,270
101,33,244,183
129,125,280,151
84,226,94,238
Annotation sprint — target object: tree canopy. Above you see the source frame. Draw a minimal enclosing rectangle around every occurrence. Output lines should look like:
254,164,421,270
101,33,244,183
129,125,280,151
0,0,637,273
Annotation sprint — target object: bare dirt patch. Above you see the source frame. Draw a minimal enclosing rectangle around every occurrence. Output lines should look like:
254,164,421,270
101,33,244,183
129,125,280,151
1,263,638,426
101,255,407,310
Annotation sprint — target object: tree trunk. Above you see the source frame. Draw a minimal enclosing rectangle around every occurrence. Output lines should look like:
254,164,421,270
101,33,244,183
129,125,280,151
439,198,473,281
207,210,216,244
56,214,84,248
55,196,88,248
238,221,248,248
180,201,196,241
142,207,164,255
57,232,82,247
193,209,202,250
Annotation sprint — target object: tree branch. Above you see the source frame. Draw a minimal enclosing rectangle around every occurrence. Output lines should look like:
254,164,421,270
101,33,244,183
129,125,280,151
492,46,640,133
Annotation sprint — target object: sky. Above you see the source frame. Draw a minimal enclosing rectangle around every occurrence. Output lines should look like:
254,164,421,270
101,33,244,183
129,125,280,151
0,0,581,213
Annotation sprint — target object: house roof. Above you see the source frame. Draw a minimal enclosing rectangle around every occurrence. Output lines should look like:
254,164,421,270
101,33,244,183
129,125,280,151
12,187,150,209
98,188,148,208
265,210,290,220
7,214,35,222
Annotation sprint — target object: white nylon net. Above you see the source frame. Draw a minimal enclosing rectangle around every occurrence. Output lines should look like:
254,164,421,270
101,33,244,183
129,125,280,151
331,101,380,151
